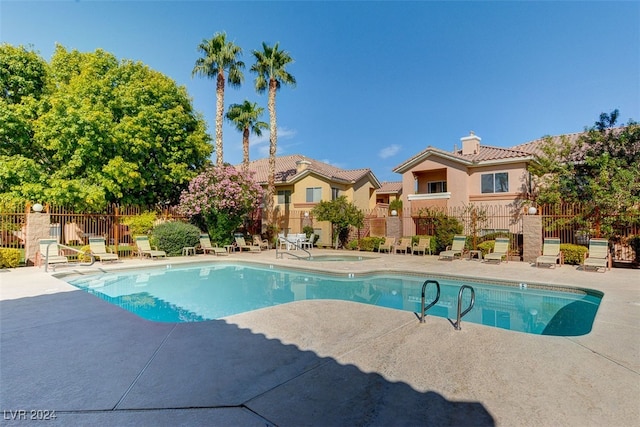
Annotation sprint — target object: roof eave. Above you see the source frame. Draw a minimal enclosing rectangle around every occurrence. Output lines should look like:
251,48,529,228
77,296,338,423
394,149,473,173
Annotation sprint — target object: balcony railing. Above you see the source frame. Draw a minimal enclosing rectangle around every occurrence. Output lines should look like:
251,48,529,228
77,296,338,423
407,192,452,201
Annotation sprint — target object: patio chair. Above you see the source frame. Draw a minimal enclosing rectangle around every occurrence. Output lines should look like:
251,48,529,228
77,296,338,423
438,235,467,260
484,237,510,264
135,235,167,259
535,238,562,268
277,235,290,250
200,234,228,256
38,239,68,269
583,238,611,272
300,233,315,250
395,237,413,254
89,237,119,263
235,236,261,252
412,237,432,256
378,237,396,254
253,234,271,250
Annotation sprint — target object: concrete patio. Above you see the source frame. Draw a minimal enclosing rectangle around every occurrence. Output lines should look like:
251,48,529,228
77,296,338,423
1,249,638,426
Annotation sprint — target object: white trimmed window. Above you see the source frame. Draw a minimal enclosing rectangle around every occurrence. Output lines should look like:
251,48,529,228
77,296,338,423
481,173,509,193
306,187,322,203
427,181,447,194
277,190,291,205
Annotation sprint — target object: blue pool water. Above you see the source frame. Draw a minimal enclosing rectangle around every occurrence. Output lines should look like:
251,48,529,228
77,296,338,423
66,263,602,336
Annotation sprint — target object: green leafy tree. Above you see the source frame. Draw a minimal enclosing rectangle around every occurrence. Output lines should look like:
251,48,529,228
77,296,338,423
178,165,263,245
250,42,295,227
312,196,364,249
225,100,268,173
0,44,212,210
530,110,640,237
0,44,47,158
0,43,47,104
192,32,244,166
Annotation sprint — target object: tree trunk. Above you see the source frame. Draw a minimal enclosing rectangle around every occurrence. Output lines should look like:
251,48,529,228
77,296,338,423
266,78,277,227
215,71,225,166
242,127,250,174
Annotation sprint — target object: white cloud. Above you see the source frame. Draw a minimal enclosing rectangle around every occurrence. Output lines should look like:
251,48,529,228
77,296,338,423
378,144,401,159
251,126,296,147
254,127,297,157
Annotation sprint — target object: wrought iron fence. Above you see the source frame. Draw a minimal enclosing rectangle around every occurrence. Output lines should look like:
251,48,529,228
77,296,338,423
1,202,638,263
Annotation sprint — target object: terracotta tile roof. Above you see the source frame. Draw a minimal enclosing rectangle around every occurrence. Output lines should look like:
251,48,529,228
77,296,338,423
450,145,532,162
393,144,533,173
511,132,584,157
242,154,380,187
376,181,402,194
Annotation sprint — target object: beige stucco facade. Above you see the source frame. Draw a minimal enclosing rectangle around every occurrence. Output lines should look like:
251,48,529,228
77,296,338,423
394,133,534,213
247,154,381,247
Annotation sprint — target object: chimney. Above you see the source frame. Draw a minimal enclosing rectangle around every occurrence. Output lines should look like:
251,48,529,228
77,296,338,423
460,131,481,155
296,159,311,173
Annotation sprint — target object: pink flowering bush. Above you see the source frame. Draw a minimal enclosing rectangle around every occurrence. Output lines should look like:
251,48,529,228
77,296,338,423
179,165,263,244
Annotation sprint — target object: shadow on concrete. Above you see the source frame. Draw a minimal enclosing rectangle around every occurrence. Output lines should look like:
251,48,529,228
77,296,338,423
1,291,495,426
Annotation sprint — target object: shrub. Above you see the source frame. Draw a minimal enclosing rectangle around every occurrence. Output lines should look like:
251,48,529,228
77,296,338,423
178,165,263,246
0,248,21,268
121,212,157,238
628,235,640,265
477,240,495,257
357,237,382,252
78,245,92,262
346,240,359,250
152,221,201,256
433,216,464,253
560,243,588,265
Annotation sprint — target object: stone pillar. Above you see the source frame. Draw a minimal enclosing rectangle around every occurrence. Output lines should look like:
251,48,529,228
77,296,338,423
386,216,402,239
25,211,52,266
523,214,542,264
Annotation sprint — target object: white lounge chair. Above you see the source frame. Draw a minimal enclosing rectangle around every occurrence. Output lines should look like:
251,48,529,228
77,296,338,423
253,235,270,250
484,237,509,263
39,239,68,269
200,234,228,256
235,236,261,252
412,237,432,256
583,238,610,272
135,235,167,259
536,238,562,268
439,235,466,260
395,237,413,254
89,237,119,262
379,237,396,254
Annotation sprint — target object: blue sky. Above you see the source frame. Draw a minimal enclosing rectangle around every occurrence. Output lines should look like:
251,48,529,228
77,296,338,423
2,1,639,183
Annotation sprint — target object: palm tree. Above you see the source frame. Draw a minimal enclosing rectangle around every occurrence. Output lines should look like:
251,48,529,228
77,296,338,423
225,100,268,173
250,42,296,225
192,32,244,166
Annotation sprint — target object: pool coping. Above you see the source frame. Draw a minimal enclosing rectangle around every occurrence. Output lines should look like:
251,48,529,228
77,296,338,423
1,249,639,426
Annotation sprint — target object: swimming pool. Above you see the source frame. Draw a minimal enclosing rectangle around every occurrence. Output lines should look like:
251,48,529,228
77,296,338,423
66,263,602,336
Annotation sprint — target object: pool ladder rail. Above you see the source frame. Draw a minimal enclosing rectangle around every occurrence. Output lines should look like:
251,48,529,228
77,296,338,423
416,280,476,331
43,241,96,272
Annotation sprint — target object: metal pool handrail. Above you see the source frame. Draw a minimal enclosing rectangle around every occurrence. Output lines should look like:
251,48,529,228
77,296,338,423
417,279,441,323
44,242,95,272
452,285,476,330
